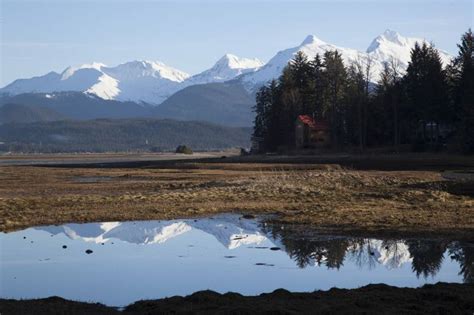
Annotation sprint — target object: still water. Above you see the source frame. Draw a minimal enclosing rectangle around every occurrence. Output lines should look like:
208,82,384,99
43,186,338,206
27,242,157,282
0,214,472,306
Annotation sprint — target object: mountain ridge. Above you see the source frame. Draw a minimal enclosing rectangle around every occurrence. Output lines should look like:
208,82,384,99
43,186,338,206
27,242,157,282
1,30,453,105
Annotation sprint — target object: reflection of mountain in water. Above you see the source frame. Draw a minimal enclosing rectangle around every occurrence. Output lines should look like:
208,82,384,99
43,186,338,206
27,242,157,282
37,214,266,249
36,215,473,283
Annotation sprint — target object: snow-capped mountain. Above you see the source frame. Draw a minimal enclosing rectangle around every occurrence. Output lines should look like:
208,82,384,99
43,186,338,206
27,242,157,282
240,29,452,90
366,29,452,72
1,30,453,105
0,60,189,105
0,54,262,105
184,54,263,86
240,34,366,89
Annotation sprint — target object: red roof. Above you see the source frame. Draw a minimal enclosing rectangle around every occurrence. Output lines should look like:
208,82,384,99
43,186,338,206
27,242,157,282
297,115,329,131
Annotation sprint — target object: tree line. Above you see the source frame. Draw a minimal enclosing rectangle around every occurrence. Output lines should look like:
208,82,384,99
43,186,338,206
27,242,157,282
265,223,473,283
253,29,474,153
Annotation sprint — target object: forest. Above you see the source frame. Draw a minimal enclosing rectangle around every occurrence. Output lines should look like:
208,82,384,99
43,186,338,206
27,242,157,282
253,29,474,153
0,119,251,153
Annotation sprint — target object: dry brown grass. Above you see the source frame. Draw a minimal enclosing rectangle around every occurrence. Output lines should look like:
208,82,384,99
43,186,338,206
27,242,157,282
1,161,473,238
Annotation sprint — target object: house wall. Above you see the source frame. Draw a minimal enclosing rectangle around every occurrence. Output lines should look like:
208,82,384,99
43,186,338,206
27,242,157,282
311,130,330,147
295,118,331,148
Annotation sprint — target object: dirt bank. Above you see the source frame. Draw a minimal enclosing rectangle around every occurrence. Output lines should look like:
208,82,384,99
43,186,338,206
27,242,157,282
1,283,473,314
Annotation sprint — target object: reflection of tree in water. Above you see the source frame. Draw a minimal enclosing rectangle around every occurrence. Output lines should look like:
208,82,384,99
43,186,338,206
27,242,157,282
403,240,448,278
261,222,473,279
448,242,474,283
347,239,377,270
263,225,349,269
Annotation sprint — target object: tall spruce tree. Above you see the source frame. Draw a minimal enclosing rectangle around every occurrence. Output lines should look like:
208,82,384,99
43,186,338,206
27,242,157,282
403,42,449,147
309,54,326,119
323,50,348,147
373,58,403,148
452,29,474,152
346,60,366,150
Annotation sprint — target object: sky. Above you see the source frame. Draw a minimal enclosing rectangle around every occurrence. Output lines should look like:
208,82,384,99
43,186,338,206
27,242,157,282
1,0,472,87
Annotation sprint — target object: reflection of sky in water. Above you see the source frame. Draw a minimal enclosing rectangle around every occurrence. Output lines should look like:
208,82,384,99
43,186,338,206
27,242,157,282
0,214,470,307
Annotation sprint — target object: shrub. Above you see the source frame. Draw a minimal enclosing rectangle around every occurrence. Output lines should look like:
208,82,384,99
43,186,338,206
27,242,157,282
176,145,193,154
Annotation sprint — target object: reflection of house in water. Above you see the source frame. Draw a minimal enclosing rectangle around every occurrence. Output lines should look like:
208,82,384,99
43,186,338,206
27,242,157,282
295,115,330,149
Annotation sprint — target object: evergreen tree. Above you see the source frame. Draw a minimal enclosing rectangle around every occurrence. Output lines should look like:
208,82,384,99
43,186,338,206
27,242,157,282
452,29,474,152
373,58,403,148
403,42,449,147
346,60,366,149
309,54,326,119
323,50,348,147
253,86,272,139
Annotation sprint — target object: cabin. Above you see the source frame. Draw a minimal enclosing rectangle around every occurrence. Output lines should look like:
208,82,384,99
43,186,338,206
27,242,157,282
295,115,330,149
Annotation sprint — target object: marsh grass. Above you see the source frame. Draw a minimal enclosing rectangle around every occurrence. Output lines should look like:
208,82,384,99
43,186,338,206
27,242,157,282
0,161,473,238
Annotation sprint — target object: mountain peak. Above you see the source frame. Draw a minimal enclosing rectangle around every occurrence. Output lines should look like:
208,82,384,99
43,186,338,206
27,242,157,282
215,53,263,70
61,62,106,80
366,29,409,53
380,29,404,45
382,29,402,40
109,60,190,82
301,34,326,46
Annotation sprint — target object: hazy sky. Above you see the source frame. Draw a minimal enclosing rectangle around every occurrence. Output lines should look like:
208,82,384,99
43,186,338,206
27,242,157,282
1,0,472,86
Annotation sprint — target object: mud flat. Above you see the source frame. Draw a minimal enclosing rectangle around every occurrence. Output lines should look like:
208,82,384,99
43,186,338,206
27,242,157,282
1,154,473,239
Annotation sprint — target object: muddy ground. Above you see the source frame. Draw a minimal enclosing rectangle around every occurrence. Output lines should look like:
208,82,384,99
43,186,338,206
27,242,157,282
1,153,473,239
1,283,473,314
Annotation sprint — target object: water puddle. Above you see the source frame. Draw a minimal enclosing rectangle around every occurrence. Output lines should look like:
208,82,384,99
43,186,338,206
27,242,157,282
1,214,472,306
73,176,114,183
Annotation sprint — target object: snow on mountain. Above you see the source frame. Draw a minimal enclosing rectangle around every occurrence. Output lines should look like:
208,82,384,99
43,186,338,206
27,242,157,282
184,53,263,86
0,60,190,105
99,60,190,104
1,30,453,104
60,62,106,80
240,34,366,89
0,55,261,105
35,214,268,249
366,29,452,71
240,30,453,90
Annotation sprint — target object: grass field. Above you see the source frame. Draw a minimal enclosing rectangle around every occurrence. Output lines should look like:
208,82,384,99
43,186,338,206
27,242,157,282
1,153,473,239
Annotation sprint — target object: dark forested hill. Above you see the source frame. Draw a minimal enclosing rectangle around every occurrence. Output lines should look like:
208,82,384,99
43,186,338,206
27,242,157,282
0,92,154,120
0,103,65,124
0,118,251,153
154,82,256,127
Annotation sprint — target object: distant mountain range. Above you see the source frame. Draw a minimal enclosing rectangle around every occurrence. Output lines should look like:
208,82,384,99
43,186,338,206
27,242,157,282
1,54,263,105
0,30,453,127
